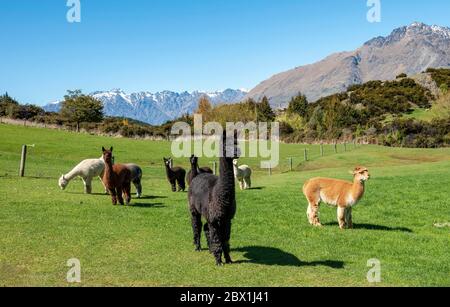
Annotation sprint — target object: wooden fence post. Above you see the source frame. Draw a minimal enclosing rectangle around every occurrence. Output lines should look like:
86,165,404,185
213,161,217,175
344,143,347,152
334,143,338,154
19,145,27,177
268,164,272,176
304,149,308,162
320,144,324,157
289,157,293,172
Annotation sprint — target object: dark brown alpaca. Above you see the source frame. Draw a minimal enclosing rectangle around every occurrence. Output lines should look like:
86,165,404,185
188,131,239,266
187,155,213,186
163,158,186,192
102,147,132,205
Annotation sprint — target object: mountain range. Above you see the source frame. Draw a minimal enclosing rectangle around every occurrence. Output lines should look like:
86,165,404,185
44,89,248,125
246,22,450,108
44,22,450,124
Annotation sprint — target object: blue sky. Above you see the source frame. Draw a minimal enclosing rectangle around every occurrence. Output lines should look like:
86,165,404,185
1,0,450,105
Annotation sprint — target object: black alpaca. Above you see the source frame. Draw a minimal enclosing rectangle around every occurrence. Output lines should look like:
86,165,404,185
163,158,186,192
188,132,239,266
187,155,214,186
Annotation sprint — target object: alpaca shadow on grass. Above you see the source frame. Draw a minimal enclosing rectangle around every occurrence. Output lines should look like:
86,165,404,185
233,246,344,269
130,202,165,209
138,195,168,200
248,187,265,190
324,222,413,233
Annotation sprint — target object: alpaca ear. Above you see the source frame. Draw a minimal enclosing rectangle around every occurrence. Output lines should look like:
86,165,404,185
102,147,106,152
110,147,113,152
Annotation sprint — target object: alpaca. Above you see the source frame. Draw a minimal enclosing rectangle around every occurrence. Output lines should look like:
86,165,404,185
124,164,143,198
102,147,132,206
59,159,143,197
188,131,240,266
303,167,370,229
187,155,214,186
59,158,106,194
232,159,252,190
163,158,186,192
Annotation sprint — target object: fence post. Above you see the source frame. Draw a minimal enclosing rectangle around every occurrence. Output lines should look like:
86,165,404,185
288,157,293,172
19,145,27,177
268,164,272,176
304,149,308,162
320,144,324,157
334,143,338,154
344,143,347,152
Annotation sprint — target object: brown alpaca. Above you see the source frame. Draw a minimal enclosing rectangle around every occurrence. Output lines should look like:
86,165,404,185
303,167,370,229
102,147,132,206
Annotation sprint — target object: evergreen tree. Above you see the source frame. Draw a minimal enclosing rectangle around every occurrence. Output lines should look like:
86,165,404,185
287,93,309,118
60,90,104,132
257,96,275,122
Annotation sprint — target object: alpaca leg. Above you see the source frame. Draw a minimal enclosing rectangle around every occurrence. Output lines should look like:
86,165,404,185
170,180,177,192
133,179,142,198
123,182,132,205
306,204,314,225
209,222,223,266
309,200,322,227
337,207,347,230
246,177,251,189
222,221,233,264
239,179,244,191
109,188,118,206
178,179,186,192
99,176,108,194
85,177,93,194
203,223,211,251
116,187,125,206
345,207,353,229
191,213,202,251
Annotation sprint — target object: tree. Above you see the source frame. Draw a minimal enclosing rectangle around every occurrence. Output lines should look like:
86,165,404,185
287,93,309,118
196,96,213,121
257,96,275,122
60,90,104,132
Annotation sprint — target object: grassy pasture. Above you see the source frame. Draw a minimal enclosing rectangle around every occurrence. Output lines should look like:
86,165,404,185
0,123,449,287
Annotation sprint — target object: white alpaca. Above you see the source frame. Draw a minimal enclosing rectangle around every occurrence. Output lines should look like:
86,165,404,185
233,159,252,190
59,158,105,194
59,159,143,197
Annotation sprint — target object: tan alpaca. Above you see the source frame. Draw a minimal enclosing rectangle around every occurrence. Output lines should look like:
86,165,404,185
303,167,370,229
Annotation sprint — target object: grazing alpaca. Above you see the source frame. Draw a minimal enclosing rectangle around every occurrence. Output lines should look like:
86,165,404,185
163,158,186,192
188,131,240,266
59,159,143,197
59,158,106,194
187,155,214,186
232,159,252,190
102,147,132,205
303,167,370,229
124,164,143,198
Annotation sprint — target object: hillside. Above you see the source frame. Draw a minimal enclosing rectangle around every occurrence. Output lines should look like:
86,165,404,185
246,22,450,108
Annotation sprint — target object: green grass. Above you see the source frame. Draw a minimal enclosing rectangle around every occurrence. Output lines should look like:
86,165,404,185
0,123,450,287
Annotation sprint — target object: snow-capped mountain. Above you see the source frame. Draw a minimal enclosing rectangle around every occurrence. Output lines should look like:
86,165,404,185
246,22,450,108
44,89,248,125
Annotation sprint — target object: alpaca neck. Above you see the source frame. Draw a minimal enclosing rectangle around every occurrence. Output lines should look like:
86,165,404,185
191,163,199,177
352,178,365,200
104,160,115,179
217,157,235,202
165,165,173,177
64,168,81,181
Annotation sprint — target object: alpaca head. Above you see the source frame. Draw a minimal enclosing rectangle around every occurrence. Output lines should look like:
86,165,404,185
352,166,370,183
102,147,114,164
222,131,241,160
58,175,69,190
163,157,172,168
190,155,198,167
232,159,239,166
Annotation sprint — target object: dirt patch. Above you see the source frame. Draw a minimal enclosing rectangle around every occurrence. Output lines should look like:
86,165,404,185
389,154,442,163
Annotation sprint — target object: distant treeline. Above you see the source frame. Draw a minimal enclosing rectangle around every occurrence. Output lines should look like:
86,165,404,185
2,68,450,147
